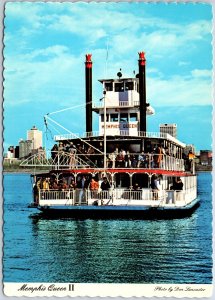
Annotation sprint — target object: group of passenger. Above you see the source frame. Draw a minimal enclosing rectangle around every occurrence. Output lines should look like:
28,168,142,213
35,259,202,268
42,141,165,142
33,175,111,193
51,140,194,172
107,144,167,169
150,175,183,200
33,172,185,205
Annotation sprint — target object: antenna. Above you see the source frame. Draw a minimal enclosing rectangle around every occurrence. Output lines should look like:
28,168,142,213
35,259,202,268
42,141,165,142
104,36,109,79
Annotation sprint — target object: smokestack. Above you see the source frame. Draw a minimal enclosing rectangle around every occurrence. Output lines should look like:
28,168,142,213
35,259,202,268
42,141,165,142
138,52,147,133
85,54,93,135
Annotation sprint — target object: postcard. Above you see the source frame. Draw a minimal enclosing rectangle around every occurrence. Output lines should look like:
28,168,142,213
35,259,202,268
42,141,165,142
2,0,214,298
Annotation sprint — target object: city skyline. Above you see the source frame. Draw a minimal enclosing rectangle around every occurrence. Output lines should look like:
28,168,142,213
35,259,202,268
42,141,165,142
3,2,213,151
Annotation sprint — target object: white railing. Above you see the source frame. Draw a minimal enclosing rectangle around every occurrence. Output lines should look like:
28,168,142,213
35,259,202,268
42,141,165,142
55,133,80,140
38,187,196,207
54,131,185,147
21,151,185,171
92,101,138,108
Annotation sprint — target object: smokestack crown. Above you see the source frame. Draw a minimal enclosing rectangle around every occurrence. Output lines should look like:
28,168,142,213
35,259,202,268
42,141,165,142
85,54,92,68
138,51,146,66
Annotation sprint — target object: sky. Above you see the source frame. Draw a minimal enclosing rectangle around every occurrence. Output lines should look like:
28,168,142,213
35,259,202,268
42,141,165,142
3,1,213,152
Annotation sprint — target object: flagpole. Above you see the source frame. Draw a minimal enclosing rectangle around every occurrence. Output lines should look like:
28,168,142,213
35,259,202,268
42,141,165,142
103,90,107,171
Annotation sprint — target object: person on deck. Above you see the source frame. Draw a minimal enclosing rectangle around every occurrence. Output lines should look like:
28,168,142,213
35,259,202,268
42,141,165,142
100,177,110,201
155,144,163,168
42,178,50,190
77,176,88,204
90,177,99,191
101,177,110,191
151,175,160,200
175,178,183,190
175,177,183,201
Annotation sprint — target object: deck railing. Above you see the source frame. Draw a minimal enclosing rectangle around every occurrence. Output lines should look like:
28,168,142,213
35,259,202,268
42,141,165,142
38,187,196,207
54,131,186,147
21,150,186,171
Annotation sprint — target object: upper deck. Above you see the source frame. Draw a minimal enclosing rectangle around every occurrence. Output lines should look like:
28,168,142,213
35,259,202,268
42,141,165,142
54,131,186,148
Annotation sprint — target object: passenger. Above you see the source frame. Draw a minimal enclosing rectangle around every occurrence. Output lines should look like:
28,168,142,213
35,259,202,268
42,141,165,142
133,183,140,190
90,177,99,191
165,147,170,156
100,177,110,201
51,144,58,160
90,177,99,199
33,182,39,204
87,146,95,154
151,175,160,200
188,150,195,171
145,153,150,168
175,178,183,190
69,180,77,190
69,145,76,168
175,177,183,201
52,180,59,190
137,152,145,168
125,151,131,168
58,142,63,152
42,178,50,190
61,180,68,190
155,144,163,168
130,154,137,168
116,152,123,167
101,177,110,191
108,152,116,168
36,178,42,190
132,183,141,200
77,176,88,204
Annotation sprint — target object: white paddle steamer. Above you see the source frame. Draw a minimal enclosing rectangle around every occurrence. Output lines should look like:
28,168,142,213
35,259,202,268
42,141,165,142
23,52,199,218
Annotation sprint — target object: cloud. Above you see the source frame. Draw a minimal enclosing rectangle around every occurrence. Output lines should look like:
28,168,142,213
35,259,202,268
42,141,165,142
5,2,44,29
148,73,212,107
3,2,212,110
191,69,212,78
3,45,84,107
178,61,190,67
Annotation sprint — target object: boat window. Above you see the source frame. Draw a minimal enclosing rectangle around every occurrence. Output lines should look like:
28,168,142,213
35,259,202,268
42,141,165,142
137,83,139,93
101,114,109,122
105,82,113,91
125,81,134,91
115,82,124,92
110,114,118,122
120,113,128,122
130,113,137,121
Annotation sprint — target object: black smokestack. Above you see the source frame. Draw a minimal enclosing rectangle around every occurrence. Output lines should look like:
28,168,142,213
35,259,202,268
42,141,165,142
85,54,93,135
138,52,147,133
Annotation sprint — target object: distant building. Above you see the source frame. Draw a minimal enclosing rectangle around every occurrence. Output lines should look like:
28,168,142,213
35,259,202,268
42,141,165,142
6,146,15,159
200,150,212,166
160,123,177,138
27,125,42,150
15,146,19,159
19,139,33,159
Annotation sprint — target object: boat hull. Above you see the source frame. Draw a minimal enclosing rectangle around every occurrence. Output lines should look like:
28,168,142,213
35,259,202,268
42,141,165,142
37,198,200,219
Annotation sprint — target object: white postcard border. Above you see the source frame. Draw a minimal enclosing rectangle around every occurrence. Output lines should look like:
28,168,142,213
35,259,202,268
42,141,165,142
3,283,214,298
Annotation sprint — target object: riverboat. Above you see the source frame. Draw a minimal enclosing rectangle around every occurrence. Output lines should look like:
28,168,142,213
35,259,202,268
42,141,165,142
23,52,199,218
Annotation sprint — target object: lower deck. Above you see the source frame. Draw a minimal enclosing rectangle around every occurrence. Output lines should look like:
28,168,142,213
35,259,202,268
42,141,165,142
36,187,197,209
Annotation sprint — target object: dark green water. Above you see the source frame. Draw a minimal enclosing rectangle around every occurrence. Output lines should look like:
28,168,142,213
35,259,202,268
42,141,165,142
3,172,212,283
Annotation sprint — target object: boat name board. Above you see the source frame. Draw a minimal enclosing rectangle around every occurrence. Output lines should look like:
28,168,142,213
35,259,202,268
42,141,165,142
101,123,138,129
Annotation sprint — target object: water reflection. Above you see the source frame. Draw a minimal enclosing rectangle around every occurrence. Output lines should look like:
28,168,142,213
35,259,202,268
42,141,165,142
29,211,212,283
3,173,212,283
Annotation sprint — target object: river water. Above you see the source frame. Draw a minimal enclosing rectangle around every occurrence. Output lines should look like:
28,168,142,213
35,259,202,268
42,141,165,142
3,172,212,283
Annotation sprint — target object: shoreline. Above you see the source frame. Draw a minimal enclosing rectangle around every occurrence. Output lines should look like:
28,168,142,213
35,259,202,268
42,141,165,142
3,169,51,174
3,169,212,174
